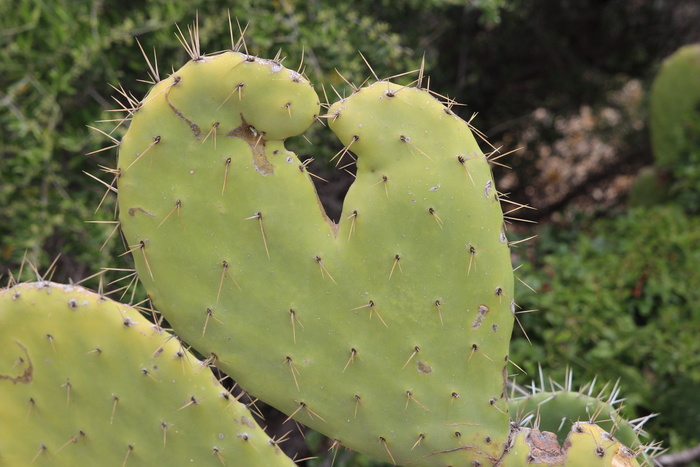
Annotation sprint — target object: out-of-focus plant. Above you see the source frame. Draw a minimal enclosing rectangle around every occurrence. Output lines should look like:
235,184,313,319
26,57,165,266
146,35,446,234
511,205,700,452
634,43,700,213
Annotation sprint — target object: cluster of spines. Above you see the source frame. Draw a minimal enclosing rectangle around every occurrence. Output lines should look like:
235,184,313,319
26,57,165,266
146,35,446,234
508,368,662,465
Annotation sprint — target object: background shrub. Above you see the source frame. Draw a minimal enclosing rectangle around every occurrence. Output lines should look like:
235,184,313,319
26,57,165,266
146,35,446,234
511,205,700,449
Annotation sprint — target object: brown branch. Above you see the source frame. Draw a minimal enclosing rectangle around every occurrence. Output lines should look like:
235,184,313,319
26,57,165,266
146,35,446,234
655,444,700,467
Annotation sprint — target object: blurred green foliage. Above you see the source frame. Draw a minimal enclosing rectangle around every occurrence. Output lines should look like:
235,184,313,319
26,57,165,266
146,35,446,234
1,0,130,282
511,205,700,450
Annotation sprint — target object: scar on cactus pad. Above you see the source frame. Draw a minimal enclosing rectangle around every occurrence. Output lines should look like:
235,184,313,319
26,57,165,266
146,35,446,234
78,19,658,466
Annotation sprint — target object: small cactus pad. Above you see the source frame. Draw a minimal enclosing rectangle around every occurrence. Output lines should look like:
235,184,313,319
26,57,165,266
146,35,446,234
563,423,640,467
509,389,641,449
0,281,295,466
504,423,641,467
117,42,514,464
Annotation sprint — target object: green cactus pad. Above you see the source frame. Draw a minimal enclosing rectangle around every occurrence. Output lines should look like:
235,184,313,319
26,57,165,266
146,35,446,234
117,45,514,465
0,281,295,466
509,389,640,449
649,43,700,170
504,423,640,466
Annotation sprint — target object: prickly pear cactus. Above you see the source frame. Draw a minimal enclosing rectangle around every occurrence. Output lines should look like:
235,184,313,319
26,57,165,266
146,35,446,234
649,43,700,170
647,43,700,211
113,32,652,466
507,370,654,460
0,281,295,466
505,422,640,467
117,47,513,464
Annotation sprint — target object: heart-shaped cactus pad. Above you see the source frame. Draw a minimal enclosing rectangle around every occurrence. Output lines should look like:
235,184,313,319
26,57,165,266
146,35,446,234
117,50,515,465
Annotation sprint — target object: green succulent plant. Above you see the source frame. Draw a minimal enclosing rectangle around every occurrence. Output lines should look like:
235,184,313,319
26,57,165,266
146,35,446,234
0,18,659,466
